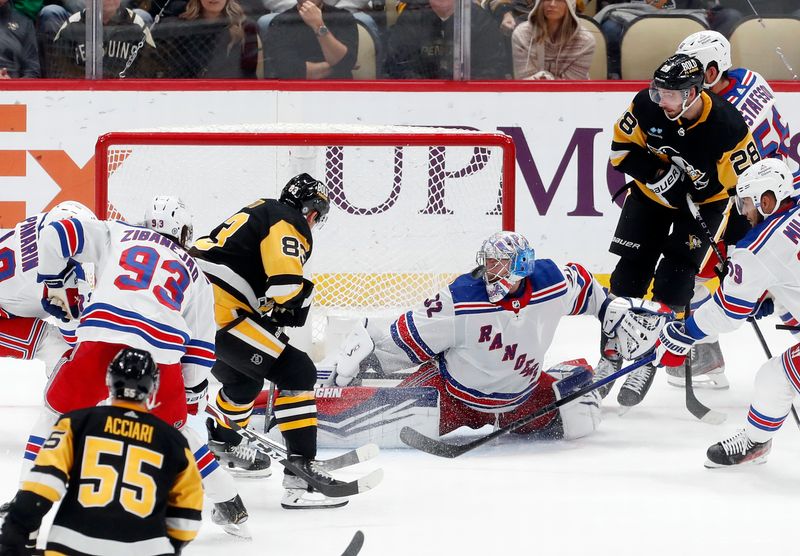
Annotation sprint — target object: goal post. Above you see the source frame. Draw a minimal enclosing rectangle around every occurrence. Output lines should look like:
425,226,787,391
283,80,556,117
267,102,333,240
94,124,516,360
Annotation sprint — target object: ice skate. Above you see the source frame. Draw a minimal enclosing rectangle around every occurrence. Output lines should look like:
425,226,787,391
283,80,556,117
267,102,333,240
211,494,252,539
594,356,622,399
666,341,729,389
705,429,772,468
207,419,272,478
281,455,349,510
617,362,657,411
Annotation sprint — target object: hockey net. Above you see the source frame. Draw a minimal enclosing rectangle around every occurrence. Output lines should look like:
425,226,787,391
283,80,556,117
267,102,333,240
95,124,516,359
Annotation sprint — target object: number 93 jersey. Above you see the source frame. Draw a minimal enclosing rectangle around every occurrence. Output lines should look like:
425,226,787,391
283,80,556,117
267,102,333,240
37,218,215,367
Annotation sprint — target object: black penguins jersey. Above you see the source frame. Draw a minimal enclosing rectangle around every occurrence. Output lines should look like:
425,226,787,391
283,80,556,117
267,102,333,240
190,199,313,320
10,403,203,555
610,89,760,208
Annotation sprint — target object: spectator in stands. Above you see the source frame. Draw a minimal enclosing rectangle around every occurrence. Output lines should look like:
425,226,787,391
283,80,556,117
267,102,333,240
707,0,800,38
262,0,367,15
47,0,159,78
511,0,595,79
262,0,358,79
596,0,705,79
0,0,40,77
385,0,511,79
156,0,258,78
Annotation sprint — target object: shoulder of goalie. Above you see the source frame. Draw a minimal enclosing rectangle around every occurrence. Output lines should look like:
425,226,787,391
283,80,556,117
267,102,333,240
37,262,84,322
545,361,600,440
599,296,675,360
318,319,376,387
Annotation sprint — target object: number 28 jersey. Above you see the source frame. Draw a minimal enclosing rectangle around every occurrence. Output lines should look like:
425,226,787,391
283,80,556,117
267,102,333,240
37,218,216,368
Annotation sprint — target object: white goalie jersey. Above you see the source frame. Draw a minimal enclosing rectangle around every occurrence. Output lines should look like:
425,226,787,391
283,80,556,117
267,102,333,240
690,203,800,340
367,259,608,412
37,217,216,384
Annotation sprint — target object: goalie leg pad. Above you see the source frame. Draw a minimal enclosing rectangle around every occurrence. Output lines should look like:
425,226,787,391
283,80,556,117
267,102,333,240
0,317,47,360
215,314,285,382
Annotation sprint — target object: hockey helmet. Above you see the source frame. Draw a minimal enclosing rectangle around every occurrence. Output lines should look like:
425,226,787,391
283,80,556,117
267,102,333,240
144,196,193,248
649,54,705,121
735,158,794,217
676,31,732,89
476,231,535,302
41,200,97,229
279,173,330,229
107,348,160,402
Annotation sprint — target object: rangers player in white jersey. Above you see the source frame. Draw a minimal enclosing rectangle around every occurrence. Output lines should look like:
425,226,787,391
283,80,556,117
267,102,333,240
0,201,95,377
329,231,671,439
673,30,800,389
655,159,799,467
16,197,250,537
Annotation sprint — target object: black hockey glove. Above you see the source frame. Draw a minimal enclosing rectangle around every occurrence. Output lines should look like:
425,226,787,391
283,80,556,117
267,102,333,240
0,516,33,556
268,278,314,328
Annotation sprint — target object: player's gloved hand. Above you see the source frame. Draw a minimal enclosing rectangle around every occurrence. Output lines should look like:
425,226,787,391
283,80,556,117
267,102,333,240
600,297,674,359
751,294,774,320
654,321,695,368
646,164,682,197
0,516,33,556
185,379,208,416
331,320,374,387
269,279,314,328
39,265,82,322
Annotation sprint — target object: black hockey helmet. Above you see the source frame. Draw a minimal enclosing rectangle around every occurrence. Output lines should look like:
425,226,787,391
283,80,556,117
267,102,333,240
107,348,159,402
279,173,330,228
651,53,705,94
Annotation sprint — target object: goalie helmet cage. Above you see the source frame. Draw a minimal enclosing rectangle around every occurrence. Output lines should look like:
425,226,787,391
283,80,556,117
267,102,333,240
95,125,516,358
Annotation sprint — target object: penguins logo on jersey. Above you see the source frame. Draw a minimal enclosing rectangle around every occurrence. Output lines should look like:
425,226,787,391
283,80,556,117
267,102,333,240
687,235,703,250
251,353,263,365
654,145,709,190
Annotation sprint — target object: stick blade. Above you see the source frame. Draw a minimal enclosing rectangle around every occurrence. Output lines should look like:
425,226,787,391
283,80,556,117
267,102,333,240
342,530,365,556
699,409,727,425
399,426,469,458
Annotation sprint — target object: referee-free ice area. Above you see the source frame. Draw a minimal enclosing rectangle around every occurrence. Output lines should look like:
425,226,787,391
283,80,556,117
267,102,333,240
0,315,796,556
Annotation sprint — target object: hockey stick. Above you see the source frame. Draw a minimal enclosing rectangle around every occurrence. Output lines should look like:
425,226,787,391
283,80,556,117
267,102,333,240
748,316,800,429
400,353,656,458
684,302,727,425
205,405,383,497
683,195,728,424
341,530,365,556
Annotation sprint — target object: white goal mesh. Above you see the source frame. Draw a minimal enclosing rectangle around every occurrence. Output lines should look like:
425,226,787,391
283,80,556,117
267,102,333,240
95,124,516,359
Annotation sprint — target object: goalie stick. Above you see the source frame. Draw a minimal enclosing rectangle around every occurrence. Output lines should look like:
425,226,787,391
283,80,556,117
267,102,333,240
205,405,383,496
400,353,656,458
341,530,365,556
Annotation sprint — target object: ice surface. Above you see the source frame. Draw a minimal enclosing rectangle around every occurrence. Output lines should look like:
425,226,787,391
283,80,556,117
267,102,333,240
1,315,798,555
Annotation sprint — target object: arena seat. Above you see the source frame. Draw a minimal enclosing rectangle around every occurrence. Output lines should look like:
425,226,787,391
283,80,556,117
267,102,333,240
729,16,800,80
620,14,706,80
578,15,607,79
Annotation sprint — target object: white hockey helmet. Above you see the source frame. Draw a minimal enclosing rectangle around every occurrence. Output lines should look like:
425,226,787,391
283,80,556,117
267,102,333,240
41,200,97,229
144,196,193,248
735,158,794,217
476,231,536,302
676,30,732,89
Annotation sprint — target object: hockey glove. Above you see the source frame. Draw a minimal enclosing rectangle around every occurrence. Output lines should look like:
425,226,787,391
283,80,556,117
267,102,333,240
600,297,674,360
645,164,682,203
751,294,774,320
655,321,695,368
39,265,82,322
185,379,208,416
332,320,374,387
269,279,314,328
0,516,33,556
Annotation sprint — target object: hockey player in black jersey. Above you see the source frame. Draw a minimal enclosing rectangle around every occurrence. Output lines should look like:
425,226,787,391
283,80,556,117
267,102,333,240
189,173,342,509
596,53,760,410
0,348,204,555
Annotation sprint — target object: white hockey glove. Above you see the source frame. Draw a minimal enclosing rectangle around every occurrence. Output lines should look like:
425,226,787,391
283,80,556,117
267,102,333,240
39,265,82,322
330,320,375,387
600,297,674,360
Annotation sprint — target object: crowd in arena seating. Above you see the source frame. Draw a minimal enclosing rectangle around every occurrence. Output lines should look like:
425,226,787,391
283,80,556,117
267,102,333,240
0,0,797,79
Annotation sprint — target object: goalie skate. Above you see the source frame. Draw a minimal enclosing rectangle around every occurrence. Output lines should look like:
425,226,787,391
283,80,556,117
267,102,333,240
666,341,729,389
705,429,772,468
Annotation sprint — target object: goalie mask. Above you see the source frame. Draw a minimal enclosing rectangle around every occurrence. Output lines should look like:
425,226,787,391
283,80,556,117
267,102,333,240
476,231,535,303
144,196,193,248
280,173,330,229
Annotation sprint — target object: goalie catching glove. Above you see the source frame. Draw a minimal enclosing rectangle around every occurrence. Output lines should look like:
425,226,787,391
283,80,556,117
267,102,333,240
39,264,83,322
600,297,674,360
326,319,375,387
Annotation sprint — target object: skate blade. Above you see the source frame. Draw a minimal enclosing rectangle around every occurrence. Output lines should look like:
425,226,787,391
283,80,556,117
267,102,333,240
281,499,349,510
667,376,730,390
617,405,633,417
704,455,768,469
221,521,253,539
223,467,272,479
